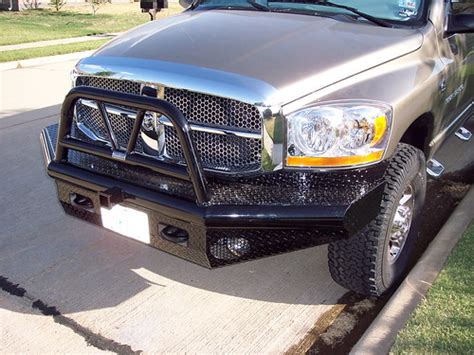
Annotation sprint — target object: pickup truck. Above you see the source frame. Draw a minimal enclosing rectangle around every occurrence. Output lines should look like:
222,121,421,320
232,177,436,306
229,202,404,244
40,0,473,296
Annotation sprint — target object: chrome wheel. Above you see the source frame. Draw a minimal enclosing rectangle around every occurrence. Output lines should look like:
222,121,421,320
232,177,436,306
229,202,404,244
388,184,415,263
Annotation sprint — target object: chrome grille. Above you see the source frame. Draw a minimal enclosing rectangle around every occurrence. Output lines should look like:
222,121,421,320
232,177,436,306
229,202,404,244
74,76,262,173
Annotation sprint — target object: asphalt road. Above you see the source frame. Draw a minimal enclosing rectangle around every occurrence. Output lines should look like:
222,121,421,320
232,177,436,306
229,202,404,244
0,61,472,353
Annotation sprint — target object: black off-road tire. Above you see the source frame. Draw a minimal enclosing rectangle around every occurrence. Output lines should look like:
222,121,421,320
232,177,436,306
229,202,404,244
328,143,426,297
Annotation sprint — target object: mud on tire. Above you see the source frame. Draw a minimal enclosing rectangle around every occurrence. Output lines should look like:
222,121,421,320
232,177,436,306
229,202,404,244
328,143,426,297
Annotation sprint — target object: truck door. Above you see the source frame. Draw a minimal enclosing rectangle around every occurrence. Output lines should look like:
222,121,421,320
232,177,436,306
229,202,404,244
437,0,474,137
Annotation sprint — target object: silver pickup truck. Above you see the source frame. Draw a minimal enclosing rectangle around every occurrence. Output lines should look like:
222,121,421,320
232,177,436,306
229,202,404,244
40,0,473,296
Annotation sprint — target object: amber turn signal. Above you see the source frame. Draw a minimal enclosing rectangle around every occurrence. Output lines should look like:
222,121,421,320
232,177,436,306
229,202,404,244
286,150,384,167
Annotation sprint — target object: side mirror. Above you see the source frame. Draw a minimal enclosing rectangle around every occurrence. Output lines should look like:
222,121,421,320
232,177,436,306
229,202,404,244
179,0,193,8
446,14,474,34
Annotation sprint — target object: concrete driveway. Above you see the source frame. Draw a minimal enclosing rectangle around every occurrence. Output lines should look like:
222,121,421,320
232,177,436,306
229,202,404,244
0,61,347,353
0,60,75,119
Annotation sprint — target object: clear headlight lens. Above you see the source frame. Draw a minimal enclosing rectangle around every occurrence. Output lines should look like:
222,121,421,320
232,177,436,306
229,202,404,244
286,102,392,168
291,107,340,155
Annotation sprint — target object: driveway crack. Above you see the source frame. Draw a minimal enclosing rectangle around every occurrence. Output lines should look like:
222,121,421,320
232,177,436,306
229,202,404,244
0,275,141,354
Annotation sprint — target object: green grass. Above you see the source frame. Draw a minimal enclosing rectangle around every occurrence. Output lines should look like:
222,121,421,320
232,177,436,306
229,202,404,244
0,3,181,46
0,39,110,62
392,224,474,354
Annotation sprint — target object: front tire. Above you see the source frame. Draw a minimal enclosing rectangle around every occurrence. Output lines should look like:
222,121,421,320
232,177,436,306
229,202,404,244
328,143,426,297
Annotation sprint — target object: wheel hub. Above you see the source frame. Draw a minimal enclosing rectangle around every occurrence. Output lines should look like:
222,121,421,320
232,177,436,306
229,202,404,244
388,185,414,263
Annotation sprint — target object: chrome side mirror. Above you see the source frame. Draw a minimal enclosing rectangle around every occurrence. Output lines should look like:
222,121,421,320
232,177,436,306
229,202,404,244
179,0,193,8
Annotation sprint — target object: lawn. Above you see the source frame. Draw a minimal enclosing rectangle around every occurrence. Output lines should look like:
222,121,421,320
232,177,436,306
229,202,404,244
0,3,182,46
392,224,474,354
0,38,110,62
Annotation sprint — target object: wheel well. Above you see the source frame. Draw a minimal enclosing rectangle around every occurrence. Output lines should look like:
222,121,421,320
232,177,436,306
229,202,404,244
399,113,434,158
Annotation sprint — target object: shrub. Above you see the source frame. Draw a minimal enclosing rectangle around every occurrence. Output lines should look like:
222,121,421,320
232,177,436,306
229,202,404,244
87,0,111,15
49,0,66,11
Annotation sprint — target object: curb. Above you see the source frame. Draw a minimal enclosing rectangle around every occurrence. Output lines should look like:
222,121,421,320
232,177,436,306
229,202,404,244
351,185,474,354
0,50,95,71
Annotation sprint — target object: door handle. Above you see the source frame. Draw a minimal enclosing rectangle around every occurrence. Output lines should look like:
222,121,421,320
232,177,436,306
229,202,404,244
439,79,447,93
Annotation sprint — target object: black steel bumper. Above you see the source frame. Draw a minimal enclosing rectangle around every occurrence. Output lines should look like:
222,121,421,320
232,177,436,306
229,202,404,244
40,87,387,267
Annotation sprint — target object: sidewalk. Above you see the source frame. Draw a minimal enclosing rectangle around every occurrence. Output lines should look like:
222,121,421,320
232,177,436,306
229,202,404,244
0,33,119,52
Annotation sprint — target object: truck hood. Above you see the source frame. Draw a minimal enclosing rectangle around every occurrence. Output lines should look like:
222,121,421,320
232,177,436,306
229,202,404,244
80,10,423,106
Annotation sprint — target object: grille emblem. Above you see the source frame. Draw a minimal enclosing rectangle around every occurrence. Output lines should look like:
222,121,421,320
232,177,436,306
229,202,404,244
140,84,166,156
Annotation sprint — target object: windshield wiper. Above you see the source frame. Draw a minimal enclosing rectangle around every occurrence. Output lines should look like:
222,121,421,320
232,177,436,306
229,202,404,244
194,0,393,27
246,0,270,11
300,1,393,27
189,0,201,10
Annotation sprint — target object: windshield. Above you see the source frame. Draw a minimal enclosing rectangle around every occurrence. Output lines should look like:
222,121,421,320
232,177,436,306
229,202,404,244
195,0,429,27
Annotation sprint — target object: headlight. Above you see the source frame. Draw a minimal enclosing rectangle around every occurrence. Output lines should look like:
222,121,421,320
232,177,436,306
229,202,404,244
286,102,392,168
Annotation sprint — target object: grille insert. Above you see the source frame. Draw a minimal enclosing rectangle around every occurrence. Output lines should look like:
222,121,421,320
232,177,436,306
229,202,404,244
76,76,141,95
108,111,144,152
165,127,261,172
75,102,108,141
164,88,262,131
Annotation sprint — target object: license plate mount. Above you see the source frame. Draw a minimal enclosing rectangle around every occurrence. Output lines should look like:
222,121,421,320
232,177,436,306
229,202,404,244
101,204,150,244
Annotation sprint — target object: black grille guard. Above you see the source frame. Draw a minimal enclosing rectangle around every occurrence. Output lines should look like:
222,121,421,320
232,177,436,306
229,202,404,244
56,86,209,204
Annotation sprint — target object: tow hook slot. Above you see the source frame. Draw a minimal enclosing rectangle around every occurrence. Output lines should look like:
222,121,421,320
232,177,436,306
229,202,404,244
159,224,189,245
99,187,125,209
70,193,94,212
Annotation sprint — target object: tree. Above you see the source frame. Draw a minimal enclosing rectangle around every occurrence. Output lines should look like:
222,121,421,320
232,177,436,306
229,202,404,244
88,0,110,15
49,0,66,11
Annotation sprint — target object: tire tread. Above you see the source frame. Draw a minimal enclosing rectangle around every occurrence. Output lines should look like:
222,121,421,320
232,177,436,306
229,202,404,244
328,143,424,296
